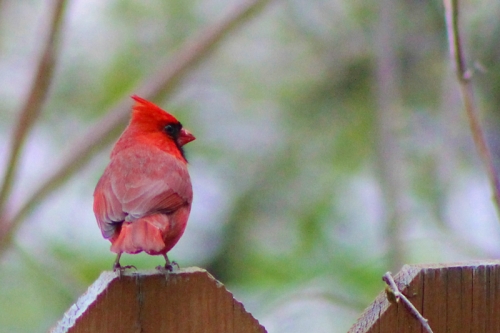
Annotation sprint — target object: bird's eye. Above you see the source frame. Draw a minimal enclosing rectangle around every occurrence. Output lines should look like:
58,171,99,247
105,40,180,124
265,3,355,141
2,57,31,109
165,124,174,134
164,124,179,138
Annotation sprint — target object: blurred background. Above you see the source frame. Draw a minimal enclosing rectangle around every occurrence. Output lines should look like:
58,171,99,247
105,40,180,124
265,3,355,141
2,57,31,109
1,0,500,332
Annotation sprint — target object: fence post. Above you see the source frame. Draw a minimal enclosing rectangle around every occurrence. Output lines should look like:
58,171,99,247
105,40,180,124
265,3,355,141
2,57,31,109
348,260,500,333
51,267,266,333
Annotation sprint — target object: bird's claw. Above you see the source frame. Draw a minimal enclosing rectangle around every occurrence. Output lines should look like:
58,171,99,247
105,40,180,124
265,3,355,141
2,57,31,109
167,261,179,271
156,261,179,279
113,264,137,277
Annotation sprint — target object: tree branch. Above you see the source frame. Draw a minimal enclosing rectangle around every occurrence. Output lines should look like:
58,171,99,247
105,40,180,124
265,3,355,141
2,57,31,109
0,0,67,222
383,272,434,333
0,0,274,256
443,0,500,216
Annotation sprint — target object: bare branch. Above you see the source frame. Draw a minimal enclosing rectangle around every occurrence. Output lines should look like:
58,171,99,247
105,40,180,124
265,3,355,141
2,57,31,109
444,0,467,83
383,272,434,333
0,0,274,255
0,0,68,220
443,0,500,216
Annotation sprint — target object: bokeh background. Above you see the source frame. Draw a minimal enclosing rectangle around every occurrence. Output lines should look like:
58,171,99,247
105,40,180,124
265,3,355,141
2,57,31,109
1,0,500,332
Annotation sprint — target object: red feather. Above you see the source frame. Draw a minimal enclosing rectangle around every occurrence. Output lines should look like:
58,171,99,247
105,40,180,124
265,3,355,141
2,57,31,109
93,96,195,266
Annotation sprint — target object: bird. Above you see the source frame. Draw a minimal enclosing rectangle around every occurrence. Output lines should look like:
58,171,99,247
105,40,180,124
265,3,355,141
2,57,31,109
93,95,195,272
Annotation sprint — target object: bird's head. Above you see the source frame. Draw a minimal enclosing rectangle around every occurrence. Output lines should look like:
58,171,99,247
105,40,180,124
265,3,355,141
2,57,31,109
128,95,195,158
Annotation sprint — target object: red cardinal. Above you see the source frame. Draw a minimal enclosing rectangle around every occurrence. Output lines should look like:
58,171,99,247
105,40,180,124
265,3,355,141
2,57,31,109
93,96,195,271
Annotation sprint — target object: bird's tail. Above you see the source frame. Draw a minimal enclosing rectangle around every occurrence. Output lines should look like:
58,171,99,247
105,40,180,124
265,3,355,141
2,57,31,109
110,215,169,255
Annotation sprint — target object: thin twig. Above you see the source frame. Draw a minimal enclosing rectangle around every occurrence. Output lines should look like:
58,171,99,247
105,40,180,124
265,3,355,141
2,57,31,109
0,0,67,220
0,0,274,256
382,272,434,333
443,0,500,216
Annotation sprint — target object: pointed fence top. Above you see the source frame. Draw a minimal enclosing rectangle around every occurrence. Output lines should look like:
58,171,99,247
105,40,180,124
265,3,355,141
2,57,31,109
348,260,500,333
51,267,266,333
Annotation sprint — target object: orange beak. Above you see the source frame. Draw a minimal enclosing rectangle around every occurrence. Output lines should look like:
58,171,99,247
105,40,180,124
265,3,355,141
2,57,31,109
178,128,195,146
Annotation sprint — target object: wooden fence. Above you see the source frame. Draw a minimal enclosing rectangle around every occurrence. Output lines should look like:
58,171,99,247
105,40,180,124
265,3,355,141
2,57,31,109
50,267,266,333
349,260,500,333
51,260,500,333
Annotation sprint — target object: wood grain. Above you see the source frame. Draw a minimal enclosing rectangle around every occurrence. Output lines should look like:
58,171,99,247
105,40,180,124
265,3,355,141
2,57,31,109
348,260,500,333
50,267,266,333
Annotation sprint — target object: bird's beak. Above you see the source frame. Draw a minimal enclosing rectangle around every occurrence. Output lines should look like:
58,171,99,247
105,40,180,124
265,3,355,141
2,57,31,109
178,128,195,146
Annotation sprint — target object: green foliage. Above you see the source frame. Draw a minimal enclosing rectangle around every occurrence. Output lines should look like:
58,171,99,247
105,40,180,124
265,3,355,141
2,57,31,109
1,0,500,332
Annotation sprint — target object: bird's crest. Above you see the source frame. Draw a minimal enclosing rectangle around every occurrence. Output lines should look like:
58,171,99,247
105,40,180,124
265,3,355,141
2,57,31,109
130,95,179,124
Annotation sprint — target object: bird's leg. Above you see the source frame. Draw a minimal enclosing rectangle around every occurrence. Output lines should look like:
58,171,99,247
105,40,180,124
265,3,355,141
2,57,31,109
156,253,179,275
164,253,179,271
112,253,122,271
112,253,137,276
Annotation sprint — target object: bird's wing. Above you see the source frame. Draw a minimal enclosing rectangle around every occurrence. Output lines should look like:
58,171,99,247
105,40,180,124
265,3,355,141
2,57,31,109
93,145,192,239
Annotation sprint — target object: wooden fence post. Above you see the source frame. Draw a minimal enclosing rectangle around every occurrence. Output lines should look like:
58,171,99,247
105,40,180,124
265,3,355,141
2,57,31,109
50,267,266,333
348,260,500,333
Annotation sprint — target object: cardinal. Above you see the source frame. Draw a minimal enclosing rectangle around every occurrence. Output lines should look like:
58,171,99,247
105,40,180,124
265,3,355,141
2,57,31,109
93,95,195,271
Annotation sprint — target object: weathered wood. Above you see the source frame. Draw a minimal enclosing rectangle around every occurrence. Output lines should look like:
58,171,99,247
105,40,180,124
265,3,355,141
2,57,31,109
348,260,500,333
51,267,266,333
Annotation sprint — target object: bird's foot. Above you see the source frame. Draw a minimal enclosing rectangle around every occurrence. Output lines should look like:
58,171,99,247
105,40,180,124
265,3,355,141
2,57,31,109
155,265,170,279
112,253,137,276
156,261,179,279
167,260,179,272
113,263,137,277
